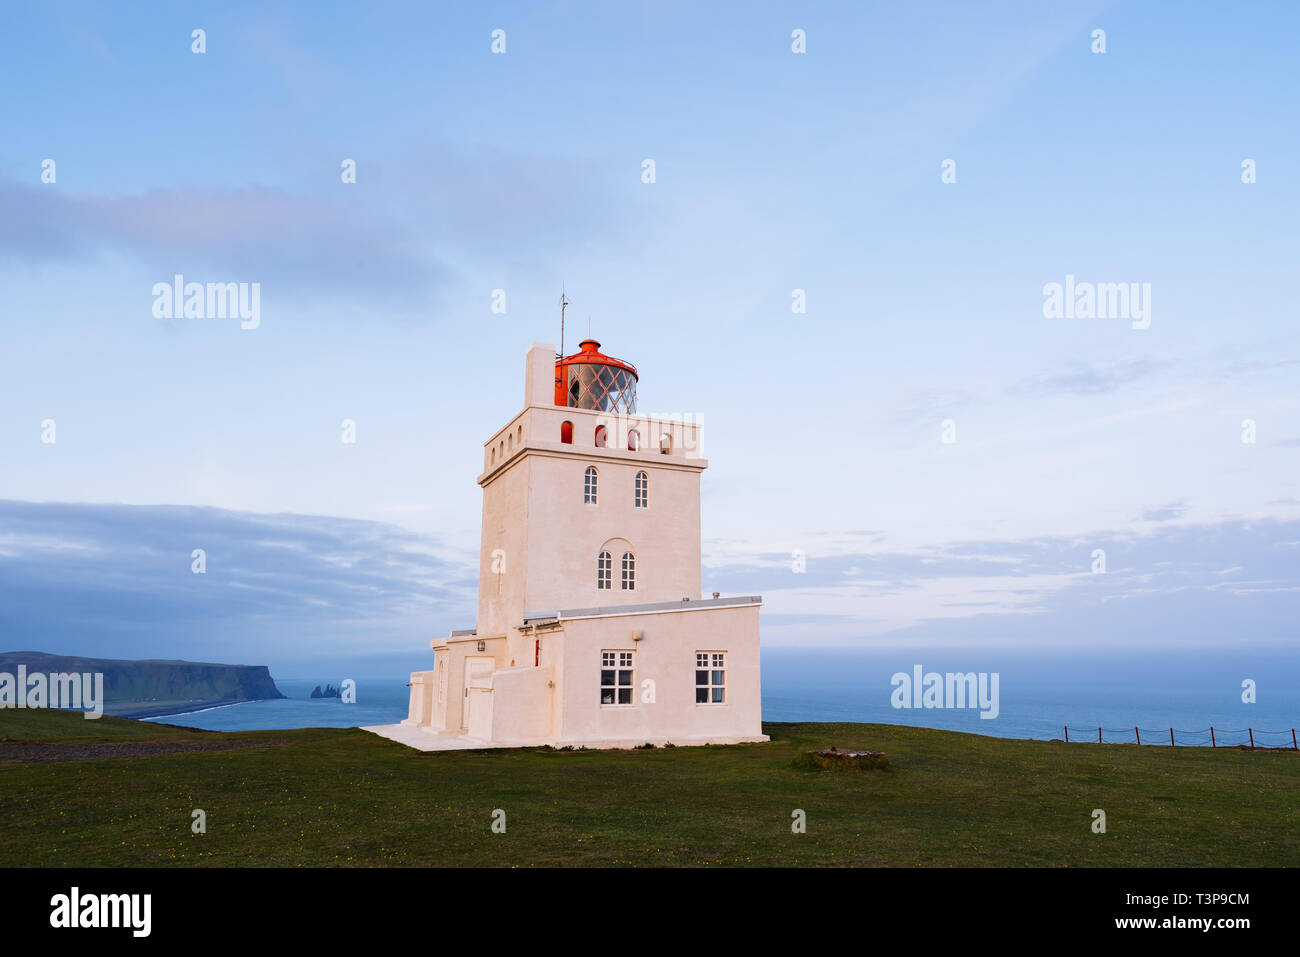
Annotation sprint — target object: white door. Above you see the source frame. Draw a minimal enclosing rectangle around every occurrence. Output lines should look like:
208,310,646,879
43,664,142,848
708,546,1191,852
463,657,494,739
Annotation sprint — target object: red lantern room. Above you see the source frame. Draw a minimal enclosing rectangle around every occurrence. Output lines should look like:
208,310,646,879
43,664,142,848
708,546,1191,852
554,339,638,413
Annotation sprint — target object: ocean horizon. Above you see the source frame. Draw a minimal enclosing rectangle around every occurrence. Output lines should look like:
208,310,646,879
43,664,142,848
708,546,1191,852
144,649,1300,746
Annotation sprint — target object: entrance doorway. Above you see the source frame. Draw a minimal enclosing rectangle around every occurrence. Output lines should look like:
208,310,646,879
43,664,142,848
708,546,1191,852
462,656,494,739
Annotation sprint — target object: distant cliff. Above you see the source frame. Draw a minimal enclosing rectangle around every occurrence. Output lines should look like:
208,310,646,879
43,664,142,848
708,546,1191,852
0,651,285,718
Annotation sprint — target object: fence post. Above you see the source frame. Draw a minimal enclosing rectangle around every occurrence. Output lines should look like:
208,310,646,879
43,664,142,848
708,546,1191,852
1098,727,1102,743
1249,728,1254,749
1170,728,1175,747
1135,726,1141,745
1064,726,1069,743
1293,729,1297,752
1210,726,1215,748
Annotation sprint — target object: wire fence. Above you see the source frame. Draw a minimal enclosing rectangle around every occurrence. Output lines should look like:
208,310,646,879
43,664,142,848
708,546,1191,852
1063,725,1299,749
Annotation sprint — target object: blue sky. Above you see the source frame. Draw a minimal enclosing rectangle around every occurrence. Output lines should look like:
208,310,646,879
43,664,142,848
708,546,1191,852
2,1,1297,671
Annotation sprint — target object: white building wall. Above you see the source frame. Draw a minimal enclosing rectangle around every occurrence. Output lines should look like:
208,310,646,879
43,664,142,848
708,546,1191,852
556,604,763,746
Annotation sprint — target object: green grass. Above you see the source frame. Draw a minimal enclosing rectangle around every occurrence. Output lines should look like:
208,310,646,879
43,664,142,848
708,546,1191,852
2,709,1296,866
0,708,206,743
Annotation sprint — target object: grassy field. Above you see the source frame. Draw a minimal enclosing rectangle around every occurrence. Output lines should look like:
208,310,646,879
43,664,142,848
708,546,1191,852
2,709,1296,867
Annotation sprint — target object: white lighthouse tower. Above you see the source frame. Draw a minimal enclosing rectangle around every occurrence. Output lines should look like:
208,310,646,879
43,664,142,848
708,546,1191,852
371,335,765,750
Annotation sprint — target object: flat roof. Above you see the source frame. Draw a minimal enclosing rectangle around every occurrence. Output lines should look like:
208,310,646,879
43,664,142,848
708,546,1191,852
522,595,761,625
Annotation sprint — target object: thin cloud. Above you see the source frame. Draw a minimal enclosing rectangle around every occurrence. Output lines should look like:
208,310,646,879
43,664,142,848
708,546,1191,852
0,180,444,302
1013,358,1168,397
0,500,476,660
1140,502,1188,522
0,145,624,306
704,518,1300,647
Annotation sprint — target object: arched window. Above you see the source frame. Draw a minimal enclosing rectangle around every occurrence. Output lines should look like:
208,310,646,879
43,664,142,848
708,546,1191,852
621,552,636,590
635,471,648,508
517,425,522,444
490,447,496,465
659,432,673,454
561,420,573,444
594,425,607,448
597,550,612,590
584,466,598,504
507,433,513,452
627,429,640,451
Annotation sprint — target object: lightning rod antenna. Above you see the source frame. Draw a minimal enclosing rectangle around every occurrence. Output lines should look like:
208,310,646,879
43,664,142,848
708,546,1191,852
559,290,569,398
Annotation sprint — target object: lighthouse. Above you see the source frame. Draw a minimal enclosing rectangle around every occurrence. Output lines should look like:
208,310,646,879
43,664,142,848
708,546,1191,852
373,334,766,750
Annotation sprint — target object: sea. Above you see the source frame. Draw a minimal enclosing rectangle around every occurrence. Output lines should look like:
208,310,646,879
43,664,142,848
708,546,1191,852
145,650,1300,747
141,678,412,732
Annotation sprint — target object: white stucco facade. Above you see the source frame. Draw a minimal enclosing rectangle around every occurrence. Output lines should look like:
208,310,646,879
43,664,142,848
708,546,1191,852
368,340,766,750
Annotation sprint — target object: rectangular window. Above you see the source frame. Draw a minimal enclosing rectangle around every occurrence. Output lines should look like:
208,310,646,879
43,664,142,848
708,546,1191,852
695,652,726,704
601,650,635,705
